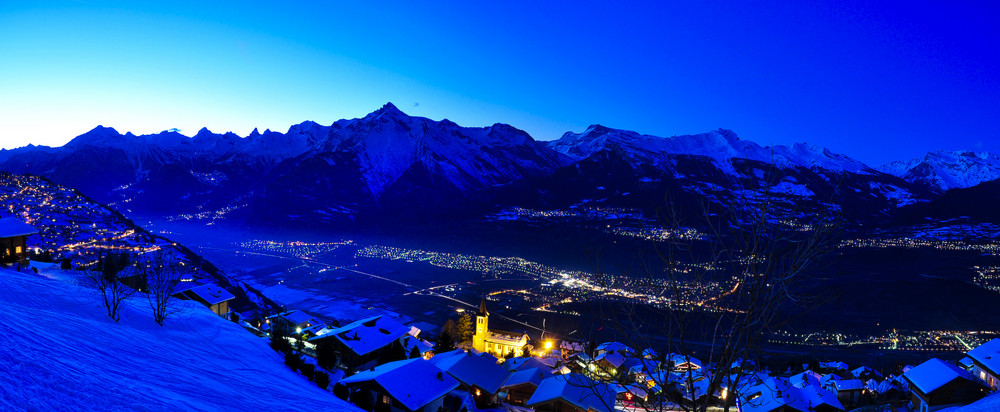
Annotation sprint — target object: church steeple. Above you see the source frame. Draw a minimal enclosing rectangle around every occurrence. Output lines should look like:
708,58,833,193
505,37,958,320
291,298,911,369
478,296,488,317
473,296,489,352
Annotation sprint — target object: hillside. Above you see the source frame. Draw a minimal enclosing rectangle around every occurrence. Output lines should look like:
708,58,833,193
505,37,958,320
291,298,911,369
0,264,356,411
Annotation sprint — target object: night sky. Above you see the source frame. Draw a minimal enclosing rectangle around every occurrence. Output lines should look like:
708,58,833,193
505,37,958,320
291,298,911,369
1,1,996,165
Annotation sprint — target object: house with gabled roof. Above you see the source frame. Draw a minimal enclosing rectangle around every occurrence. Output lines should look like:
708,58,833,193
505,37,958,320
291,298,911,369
340,358,459,412
831,379,864,407
740,376,844,412
0,217,37,266
265,310,321,337
179,284,235,316
903,358,986,412
526,373,616,412
967,338,1000,392
500,366,554,406
311,314,411,372
430,350,510,408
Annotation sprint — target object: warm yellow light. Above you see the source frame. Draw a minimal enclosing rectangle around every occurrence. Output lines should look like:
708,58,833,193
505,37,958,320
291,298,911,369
544,340,553,350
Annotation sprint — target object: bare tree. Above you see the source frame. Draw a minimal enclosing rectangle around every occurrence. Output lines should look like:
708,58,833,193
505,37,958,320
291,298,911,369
580,167,843,412
80,250,137,322
137,250,184,326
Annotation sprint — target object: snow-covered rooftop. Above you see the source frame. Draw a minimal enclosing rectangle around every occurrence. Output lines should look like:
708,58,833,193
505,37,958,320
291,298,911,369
502,367,554,389
967,338,1000,375
184,284,235,305
340,358,458,411
526,374,616,412
432,350,510,394
904,358,974,394
0,217,37,238
324,315,410,357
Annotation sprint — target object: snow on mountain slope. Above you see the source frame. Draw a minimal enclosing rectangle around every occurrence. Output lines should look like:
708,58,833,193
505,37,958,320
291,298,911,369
285,102,566,197
0,264,355,412
549,125,875,175
878,150,1000,192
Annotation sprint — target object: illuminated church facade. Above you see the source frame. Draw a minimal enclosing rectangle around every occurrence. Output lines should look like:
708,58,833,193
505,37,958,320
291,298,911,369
472,298,529,357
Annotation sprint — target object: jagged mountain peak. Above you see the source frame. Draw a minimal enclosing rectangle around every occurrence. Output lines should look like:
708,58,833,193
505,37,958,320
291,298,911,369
363,102,408,122
193,127,215,139
879,150,1000,192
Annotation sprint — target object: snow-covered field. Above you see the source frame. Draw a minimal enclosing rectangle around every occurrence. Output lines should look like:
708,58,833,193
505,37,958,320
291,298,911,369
0,263,356,411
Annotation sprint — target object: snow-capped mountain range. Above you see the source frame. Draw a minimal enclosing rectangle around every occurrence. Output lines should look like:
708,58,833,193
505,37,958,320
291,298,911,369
550,125,876,175
0,102,994,227
878,151,1000,193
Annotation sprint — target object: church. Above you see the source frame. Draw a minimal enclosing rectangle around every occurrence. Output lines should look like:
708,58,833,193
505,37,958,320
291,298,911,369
472,297,530,357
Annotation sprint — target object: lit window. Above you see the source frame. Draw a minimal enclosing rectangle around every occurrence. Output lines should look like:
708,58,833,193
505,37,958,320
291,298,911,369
15,246,22,254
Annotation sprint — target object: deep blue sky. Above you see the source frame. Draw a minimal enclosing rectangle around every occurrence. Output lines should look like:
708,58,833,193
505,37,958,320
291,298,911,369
1,1,996,165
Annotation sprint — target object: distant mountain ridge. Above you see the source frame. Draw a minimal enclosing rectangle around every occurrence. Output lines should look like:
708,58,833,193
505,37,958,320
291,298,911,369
878,150,1000,192
0,102,986,227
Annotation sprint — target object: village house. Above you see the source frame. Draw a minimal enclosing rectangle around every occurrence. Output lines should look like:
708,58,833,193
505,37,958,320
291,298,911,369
471,298,529,357
740,376,844,412
177,284,235,316
429,349,511,409
0,217,37,266
340,358,459,412
967,338,1000,392
266,310,321,337
310,314,411,372
526,373,616,412
903,358,986,412
830,379,865,407
499,366,554,406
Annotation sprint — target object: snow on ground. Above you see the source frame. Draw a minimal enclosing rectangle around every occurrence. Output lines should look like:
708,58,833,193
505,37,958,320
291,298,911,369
946,392,1000,412
0,263,357,411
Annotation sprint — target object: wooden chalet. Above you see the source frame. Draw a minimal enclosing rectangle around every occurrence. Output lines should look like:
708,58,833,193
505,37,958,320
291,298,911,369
340,358,459,412
0,217,37,265
178,284,235,316
309,315,410,373
967,338,1000,392
903,358,986,412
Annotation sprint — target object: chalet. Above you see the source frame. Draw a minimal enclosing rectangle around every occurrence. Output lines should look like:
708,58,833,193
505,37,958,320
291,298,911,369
0,217,37,266
740,376,844,412
559,341,584,359
526,373,616,412
666,353,702,372
503,356,553,372
967,338,1000,391
429,350,510,408
593,350,628,376
594,341,634,358
179,284,235,316
266,310,321,337
830,379,864,407
851,366,883,381
311,315,410,372
499,366,554,406
903,358,987,412
340,358,459,412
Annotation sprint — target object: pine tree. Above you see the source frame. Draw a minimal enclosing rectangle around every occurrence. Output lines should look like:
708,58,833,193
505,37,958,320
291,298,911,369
456,313,474,344
436,328,455,353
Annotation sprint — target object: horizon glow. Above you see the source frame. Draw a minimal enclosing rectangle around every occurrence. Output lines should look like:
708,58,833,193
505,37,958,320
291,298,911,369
0,1,997,165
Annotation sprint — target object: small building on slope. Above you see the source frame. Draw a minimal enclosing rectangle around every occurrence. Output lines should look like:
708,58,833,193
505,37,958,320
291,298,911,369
0,217,37,266
340,358,459,412
903,358,986,412
967,338,1000,392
